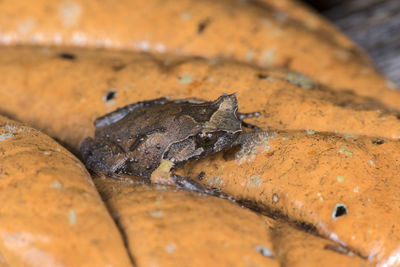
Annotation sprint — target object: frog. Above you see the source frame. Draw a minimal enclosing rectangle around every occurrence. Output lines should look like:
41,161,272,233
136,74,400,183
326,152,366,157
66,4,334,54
80,93,260,195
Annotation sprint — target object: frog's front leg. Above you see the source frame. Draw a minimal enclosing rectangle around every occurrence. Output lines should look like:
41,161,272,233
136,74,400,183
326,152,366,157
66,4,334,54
150,159,233,199
238,112,261,129
171,174,233,199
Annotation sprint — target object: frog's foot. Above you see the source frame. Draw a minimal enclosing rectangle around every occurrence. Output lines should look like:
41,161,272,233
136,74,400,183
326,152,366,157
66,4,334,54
172,174,234,201
238,112,261,130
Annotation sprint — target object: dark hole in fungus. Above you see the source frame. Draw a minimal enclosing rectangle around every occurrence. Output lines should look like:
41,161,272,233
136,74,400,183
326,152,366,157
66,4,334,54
197,19,209,34
332,204,348,219
104,90,117,102
372,139,384,145
257,73,268,79
112,64,126,72
58,53,76,60
396,114,400,120
198,171,205,180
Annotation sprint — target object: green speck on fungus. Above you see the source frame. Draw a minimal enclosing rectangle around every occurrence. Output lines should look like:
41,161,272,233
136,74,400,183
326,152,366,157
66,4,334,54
249,175,262,186
306,129,315,135
50,180,63,190
337,176,344,182
207,177,223,187
286,72,315,89
179,74,193,85
151,211,164,218
68,209,77,225
338,147,353,155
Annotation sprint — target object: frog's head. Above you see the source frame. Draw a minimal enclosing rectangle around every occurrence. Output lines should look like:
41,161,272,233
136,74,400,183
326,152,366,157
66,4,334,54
194,93,242,156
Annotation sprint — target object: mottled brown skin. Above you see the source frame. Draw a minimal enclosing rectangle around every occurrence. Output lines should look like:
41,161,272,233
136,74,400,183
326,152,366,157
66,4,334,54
80,94,255,180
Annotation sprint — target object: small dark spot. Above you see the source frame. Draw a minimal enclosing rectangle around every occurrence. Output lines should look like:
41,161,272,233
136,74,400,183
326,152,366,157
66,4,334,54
332,204,348,219
257,73,268,79
197,19,210,34
198,171,205,180
372,139,384,145
324,244,353,256
104,90,117,102
58,53,76,60
396,114,400,120
112,64,126,72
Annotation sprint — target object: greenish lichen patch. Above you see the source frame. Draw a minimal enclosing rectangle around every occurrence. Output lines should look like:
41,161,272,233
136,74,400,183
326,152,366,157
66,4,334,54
286,72,315,89
179,74,193,85
245,50,254,62
343,133,354,139
261,48,276,66
50,180,63,190
338,147,353,155
150,210,164,218
165,243,176,253
248,175,262,187
207,176,223,187
306,129,315,135
68,209,77,225
337,176,344,182
235,132,276,165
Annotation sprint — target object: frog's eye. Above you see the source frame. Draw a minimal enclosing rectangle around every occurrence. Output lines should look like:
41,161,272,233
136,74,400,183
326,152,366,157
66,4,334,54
195,132,218,147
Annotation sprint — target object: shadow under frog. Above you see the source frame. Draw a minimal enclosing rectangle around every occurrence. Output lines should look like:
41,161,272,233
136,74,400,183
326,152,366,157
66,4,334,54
80,94,260,196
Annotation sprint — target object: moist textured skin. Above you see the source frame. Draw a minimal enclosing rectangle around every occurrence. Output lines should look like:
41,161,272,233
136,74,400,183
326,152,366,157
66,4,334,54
81,94,242,178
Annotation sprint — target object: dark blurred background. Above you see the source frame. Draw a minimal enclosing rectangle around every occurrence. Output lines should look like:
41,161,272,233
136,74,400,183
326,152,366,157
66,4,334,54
302,0,400,87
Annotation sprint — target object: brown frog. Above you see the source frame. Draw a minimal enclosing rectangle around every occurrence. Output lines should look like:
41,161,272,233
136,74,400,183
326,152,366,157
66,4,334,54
80,93,260,194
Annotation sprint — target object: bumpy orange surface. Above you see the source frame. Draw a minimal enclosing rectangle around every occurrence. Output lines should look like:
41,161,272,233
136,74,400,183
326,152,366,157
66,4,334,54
0,0,398,109
0,116,132,266
0,0,399,266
